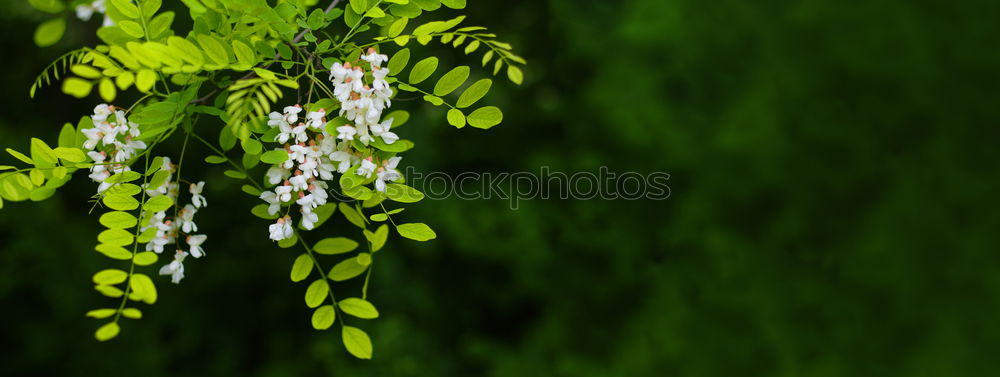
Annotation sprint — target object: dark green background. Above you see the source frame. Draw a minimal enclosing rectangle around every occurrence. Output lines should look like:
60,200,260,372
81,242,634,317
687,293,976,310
2,0,999,376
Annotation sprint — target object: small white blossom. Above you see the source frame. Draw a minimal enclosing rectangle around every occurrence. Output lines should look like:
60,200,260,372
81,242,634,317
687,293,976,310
190,181,207,208
269,216,294,241
356,158,377,178
186,234,207,258
375,157,403,192
300,207,319,230
158,251,188,284
177,204,198,233
260,191,282,215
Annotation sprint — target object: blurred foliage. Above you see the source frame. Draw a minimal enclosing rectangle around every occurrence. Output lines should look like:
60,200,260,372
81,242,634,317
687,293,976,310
2,0,1000,376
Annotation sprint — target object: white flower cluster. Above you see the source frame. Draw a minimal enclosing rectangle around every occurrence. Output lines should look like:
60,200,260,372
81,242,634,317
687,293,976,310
143,165,210,284
258,48,409,242
74,0,114,27
82,104,147,193
329,48,398,146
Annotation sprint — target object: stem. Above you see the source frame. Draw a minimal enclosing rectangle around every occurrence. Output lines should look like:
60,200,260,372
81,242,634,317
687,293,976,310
297,231,346,328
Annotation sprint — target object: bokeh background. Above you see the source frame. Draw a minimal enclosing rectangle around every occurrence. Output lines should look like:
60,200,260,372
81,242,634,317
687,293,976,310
3,0,1000,376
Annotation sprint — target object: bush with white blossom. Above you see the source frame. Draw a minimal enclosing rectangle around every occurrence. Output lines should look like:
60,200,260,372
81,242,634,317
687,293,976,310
6,0,524,360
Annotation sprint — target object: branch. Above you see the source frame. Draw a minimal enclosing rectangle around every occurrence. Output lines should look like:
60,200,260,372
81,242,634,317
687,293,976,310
190,0,342,104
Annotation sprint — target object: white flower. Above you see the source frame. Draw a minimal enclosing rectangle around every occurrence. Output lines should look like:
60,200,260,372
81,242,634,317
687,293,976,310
356,158,377,178
289,173,310,191
336,125,357,141
361,48,389,68
266,166,290,185
177,204,198,233
375,157,403,192
260,191,282,215
75,0,106,22
300,207,319,230
186,234,207,258
92,103,112,122
145,234,171,254
189,181,207,208
269,216,294,241
158,251,188,284
275,184,293,202
306,110,326,130
370,118,398,145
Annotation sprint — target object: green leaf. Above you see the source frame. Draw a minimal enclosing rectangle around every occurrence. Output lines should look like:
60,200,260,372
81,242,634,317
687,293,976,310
370,208,403,221
466,106,504,129
28,0,64,13
328,257,368,281
304,279,329,308
260,149,289,164
135,69,156,93
121,308,142,319
446,108,466,128
290,254,313,282
251,204,280,220
129,273,158,304
95,285,124,297
232,40,257,69
110,0,140,19
196,34,228,65
507,65,524,85
408,56,438,84
133,252,158,266
30,138,58,167
311,203,338,228
342,326,373,359
370,224,389,252
95,244,132,260
143,195,174,212
388,17,408,38
62,77,93,98
58,123,76,148
339,298,380,319
95,322,120,341
34,18,65,47
312,305,336,330
441,0,466,8
93,269,128,285
100,211,138,229
350,0,368,13
141,0,162,16
118,20,145,38
387,48,410,76
85,308,117,319
308,8,327,29
385,184,424,203
106,171,141,184
422,95,444,106
456,79,492,108
204,155,227,164
103,193,140,211
71,65,102,79
54,146,87,162
6,148,33,165
223,170,247,179
464,40,480,54
396,222,436,241
98,228,134,247
338,202,366,228
313,237,359,255
433,66,470,96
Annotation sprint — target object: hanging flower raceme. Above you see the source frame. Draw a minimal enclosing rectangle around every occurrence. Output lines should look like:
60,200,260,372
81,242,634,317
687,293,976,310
81,104,146,194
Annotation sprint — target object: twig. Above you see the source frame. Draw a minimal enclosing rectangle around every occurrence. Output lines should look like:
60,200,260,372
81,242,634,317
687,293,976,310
190,0,342,104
